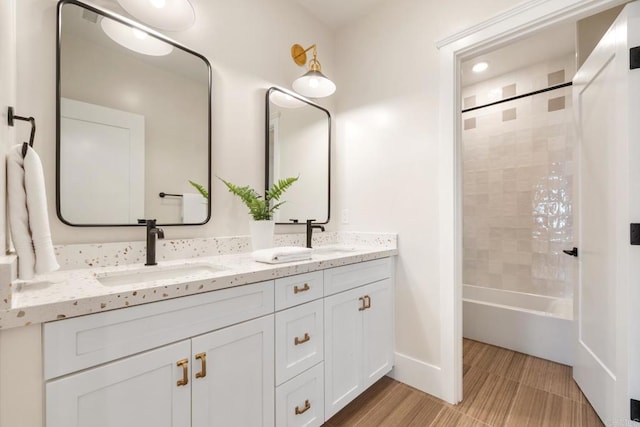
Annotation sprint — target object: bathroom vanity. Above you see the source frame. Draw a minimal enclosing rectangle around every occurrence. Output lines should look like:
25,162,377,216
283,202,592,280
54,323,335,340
0,234,397,427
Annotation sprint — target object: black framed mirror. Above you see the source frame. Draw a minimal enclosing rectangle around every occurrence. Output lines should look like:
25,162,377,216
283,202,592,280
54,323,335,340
265,87,331,224
56,0,211,226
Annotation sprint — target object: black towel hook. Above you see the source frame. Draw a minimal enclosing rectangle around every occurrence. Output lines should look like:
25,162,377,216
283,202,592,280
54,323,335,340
7,106,36,158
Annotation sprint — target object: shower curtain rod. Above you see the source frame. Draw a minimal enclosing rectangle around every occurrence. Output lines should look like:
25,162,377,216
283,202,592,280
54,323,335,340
461,81,572,113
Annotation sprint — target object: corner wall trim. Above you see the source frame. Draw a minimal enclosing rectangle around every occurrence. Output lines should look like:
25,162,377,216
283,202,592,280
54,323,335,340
388,352,443,401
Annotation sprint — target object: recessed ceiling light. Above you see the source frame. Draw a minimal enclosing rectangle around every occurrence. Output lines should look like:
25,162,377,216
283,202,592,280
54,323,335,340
472,62,489,73
117,0,195,31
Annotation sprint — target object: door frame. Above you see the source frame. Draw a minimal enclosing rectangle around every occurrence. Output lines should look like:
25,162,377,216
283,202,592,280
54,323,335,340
436,0,629,404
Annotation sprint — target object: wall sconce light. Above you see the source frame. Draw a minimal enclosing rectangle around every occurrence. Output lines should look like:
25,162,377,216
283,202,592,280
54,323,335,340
291,44,336,98
116,0,195,31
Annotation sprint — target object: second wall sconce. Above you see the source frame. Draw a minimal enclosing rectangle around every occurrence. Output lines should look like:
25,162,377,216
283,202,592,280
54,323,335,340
291,43,336,98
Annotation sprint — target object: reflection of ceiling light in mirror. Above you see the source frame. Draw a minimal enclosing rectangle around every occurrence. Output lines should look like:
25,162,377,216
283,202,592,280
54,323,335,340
117,0,195,31
132,28,148,40
101,17,173,56
472,62,489,73
150,0,166,8
270,91,306,109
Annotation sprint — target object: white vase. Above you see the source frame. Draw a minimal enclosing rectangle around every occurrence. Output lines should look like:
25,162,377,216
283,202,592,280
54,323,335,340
249,220,275,250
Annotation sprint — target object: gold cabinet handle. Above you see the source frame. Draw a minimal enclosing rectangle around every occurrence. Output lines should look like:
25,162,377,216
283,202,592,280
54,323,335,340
176,358,189,387
195,352,207,379
358,296,366,311
294,283,310,294
294,333,310,345
295,399,311,415
364,295,371,310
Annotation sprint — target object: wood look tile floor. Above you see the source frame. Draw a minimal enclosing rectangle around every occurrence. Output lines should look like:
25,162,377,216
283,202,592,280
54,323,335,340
323,339,604,427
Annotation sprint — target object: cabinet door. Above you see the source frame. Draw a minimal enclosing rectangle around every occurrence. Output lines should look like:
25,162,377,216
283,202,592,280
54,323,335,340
362,278,394,389
46,340,191,427
324,286,364,419
191,315,274,427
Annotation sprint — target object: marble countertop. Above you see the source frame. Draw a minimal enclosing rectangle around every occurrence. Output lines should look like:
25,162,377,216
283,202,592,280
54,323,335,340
0,245,397,330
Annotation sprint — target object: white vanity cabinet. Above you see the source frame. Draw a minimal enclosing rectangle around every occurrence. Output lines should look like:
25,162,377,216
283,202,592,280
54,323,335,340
43,256,394,427
46,316,274,427
44,281,275,427
323,260,394,419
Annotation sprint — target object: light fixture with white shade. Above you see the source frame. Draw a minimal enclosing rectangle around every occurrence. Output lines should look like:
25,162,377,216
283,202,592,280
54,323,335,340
116,0,195,31
101,16,173,56
291,44,336,98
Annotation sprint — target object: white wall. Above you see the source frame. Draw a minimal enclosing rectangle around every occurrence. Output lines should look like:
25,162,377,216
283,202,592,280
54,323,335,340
1,0,15,253
333,0,522,398
16,0,335,244
0,2,17,425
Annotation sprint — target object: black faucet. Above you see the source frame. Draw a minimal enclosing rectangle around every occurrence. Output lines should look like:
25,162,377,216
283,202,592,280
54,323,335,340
306,219,325,248
138,219,165,266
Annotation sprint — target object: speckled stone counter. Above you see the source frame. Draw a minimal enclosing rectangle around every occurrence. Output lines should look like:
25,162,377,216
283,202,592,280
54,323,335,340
0,232,397,329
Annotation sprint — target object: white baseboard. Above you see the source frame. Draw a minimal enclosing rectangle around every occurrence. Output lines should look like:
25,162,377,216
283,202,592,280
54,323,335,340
388,351,444,401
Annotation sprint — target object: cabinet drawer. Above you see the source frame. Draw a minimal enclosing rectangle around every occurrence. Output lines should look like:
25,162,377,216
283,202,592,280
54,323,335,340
275,271,323,310
275,299,324,385
276,363,324,427
323,258,391,296
44,281,274,380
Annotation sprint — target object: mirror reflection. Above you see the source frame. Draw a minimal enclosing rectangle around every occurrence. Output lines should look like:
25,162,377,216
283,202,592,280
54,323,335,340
57,0,211,226
266,87,330,224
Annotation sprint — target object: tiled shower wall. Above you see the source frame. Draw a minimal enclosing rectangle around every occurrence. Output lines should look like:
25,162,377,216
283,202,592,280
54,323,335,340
462,54,575,299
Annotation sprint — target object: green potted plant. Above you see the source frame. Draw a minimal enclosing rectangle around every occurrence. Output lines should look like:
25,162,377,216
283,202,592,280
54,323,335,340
219,176,299,249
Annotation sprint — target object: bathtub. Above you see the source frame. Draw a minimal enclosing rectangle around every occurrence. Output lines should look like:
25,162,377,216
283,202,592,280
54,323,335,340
463,284,574,366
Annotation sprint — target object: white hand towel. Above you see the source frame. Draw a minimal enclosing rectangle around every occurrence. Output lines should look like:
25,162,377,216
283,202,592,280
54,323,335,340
252,246,313,264
182,193,207,223
8,144,59,279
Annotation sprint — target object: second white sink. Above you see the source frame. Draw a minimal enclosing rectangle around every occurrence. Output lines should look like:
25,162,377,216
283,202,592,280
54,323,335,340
96,263,227,287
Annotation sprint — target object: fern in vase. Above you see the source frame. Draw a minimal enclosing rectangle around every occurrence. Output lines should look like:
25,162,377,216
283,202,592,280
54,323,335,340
218,176,299,220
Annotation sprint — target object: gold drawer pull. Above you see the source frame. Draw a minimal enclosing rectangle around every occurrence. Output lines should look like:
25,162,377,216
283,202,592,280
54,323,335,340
176,358,189,387
195,352,207,379
358,296,366,311
294,333,310,345
295,399,311,415
294,283,310,294
364,295,371,310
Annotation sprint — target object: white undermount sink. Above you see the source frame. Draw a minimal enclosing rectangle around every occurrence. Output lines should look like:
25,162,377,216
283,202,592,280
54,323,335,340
96,263,227,287
313,245,358,255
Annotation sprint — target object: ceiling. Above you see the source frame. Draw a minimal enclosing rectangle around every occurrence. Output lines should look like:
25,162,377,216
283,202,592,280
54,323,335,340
461,22,576,87
291,0,577,85
294,0,390,29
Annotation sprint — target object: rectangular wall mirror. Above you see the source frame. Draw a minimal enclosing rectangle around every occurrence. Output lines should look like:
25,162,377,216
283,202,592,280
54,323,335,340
56,0,211,226
265,87,331,224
